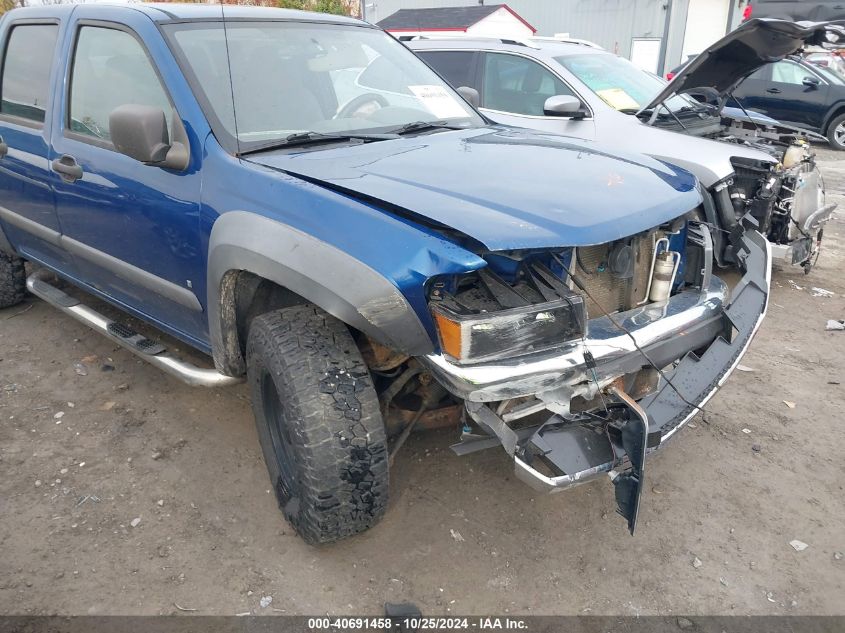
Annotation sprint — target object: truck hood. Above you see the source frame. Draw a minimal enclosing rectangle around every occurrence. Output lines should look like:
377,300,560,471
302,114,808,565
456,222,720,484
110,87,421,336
246,127,700,251
643,18,841,112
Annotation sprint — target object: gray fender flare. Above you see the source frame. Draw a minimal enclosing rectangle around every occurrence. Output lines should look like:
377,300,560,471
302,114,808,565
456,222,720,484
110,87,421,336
207,211,434,375
0,220,15,256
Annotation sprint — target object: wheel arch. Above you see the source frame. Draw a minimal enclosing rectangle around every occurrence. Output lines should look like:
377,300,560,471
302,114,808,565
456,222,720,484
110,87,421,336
207,211,434,376
822,102,845,135
0,221,16,256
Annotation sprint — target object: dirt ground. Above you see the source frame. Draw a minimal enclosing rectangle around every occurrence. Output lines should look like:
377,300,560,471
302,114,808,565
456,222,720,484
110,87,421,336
0,149,843,617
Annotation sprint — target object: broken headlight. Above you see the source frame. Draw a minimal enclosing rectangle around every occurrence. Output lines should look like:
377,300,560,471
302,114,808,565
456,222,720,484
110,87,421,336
430,265,586,365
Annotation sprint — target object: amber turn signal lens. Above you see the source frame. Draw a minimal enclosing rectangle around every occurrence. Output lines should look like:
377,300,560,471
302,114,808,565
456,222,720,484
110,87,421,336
433,310,463,360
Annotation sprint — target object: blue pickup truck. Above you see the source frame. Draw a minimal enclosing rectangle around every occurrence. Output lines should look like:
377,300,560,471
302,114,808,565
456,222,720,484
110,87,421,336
0,4,770,544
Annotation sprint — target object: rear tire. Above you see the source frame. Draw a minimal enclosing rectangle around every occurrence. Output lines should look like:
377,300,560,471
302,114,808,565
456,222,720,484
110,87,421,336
246,304,389,545
826,113,845,151
0,251,25,309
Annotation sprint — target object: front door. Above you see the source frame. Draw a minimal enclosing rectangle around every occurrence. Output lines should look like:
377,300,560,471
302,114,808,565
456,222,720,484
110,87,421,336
478,52,596,138
752,60,830,130
50,16,206,342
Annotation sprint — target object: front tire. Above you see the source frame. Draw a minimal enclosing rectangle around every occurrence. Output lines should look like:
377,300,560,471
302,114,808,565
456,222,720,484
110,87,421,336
826,113,845,151
0,251,25,309
246,305,389,545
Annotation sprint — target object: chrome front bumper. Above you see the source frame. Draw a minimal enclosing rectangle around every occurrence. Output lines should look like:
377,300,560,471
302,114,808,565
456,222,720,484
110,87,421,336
423,279,729,403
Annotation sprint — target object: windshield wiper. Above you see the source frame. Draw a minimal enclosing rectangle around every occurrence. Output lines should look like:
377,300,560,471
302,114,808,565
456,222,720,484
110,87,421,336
238,131,399,156
389,120,467,136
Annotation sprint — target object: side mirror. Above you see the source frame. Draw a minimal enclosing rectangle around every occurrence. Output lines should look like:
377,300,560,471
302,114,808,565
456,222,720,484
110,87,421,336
543,94,585,118
802,75,821,88
109,104,189,170
457,86,480,108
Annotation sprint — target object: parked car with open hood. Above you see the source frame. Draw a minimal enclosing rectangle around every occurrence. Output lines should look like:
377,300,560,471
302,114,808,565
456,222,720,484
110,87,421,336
0,3,769,543
743,0,845,22
411,19,840,271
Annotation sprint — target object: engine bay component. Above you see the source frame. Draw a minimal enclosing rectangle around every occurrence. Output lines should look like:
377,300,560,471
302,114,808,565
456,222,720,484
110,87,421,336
649,251,678,302
724,142,832,270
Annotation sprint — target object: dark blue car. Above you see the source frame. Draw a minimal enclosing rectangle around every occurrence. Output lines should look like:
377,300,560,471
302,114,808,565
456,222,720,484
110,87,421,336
0,4,770,543
732,56,845,149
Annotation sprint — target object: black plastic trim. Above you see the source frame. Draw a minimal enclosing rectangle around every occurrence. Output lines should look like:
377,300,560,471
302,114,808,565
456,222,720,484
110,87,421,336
0,204,61,246
207,211,434,376
62,236,202,312
0,217,16,255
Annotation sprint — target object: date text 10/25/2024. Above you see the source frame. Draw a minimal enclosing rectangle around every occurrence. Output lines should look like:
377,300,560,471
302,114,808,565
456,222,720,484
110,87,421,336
307,617,528,630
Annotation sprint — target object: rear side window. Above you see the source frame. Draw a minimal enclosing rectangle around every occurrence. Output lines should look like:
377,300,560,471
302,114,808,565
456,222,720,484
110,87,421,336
0,24,59,123
68,26,172,141
482,52,573,116
418,51,476,90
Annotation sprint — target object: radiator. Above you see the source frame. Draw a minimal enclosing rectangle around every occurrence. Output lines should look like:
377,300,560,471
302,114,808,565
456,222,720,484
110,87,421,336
571,235,656,317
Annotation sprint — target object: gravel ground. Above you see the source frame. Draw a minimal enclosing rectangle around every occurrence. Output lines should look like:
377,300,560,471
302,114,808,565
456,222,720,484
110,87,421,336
0,148,843,617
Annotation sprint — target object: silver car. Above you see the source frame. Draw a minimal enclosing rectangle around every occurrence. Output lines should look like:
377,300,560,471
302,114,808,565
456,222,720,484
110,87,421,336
409,19,840,271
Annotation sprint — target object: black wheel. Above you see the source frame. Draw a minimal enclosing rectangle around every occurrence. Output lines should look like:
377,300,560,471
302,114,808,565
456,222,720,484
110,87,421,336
0,251,25,309
246,304,389,545
826,113,845,151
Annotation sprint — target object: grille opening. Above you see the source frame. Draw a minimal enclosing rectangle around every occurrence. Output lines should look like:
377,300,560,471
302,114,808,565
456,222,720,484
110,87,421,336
571,234,657,315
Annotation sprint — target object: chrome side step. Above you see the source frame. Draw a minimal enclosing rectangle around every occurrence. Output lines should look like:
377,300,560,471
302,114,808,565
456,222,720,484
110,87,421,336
26,269,241,388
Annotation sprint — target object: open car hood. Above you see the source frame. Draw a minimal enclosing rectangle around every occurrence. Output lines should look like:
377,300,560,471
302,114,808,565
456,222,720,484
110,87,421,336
642,18,843,112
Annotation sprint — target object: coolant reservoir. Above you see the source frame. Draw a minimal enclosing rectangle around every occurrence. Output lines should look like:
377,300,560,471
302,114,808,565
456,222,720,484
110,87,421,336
649,252,675,302
783,141,806,168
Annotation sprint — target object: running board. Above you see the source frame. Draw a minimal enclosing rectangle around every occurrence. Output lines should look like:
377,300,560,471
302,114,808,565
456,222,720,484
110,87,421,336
26,269,241,388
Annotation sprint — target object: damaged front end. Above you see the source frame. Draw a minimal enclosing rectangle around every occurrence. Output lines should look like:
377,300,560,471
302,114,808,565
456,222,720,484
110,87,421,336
705,138,834,270
419,216,770,534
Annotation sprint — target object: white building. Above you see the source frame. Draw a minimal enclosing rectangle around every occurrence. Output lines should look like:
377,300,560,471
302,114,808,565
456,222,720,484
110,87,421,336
370,0,748,77
377,4,536,40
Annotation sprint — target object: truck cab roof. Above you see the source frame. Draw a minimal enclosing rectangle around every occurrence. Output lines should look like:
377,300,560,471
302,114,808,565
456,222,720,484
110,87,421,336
3,3,365,26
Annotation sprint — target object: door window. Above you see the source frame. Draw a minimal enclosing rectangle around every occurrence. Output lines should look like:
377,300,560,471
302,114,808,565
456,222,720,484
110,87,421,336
770,61,817,85
0,24,59,123
68,26,172,142
417,51,477,90
482,53,573,116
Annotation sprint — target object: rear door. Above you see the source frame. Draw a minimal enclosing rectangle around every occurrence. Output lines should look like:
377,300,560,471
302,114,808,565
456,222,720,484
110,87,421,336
0,16,72,271
50,9,207,342
737,60,830,130
415,50,480,94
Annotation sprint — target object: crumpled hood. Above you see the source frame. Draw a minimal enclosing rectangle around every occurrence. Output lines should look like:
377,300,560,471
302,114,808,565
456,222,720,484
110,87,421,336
247,127,700,251
643,18,842,112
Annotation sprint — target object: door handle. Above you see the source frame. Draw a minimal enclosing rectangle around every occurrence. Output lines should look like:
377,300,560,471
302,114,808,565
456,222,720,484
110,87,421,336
51,154,83,182
766,88,781,94
0,135,7,159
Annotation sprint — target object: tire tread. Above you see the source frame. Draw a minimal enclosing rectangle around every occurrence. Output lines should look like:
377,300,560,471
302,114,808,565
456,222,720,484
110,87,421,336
246,305,388,545
0,252,25,309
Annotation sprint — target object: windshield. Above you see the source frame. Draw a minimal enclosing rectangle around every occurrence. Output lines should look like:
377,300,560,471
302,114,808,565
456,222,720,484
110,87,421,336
556,53,698,113
163,20,482,152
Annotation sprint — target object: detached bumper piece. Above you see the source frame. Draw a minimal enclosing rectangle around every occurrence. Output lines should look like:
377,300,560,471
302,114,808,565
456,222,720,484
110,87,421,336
465,225,771,534
521,227,769,531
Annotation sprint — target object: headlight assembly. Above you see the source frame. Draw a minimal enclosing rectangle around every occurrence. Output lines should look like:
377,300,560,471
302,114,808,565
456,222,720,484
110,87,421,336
431,296,586,365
